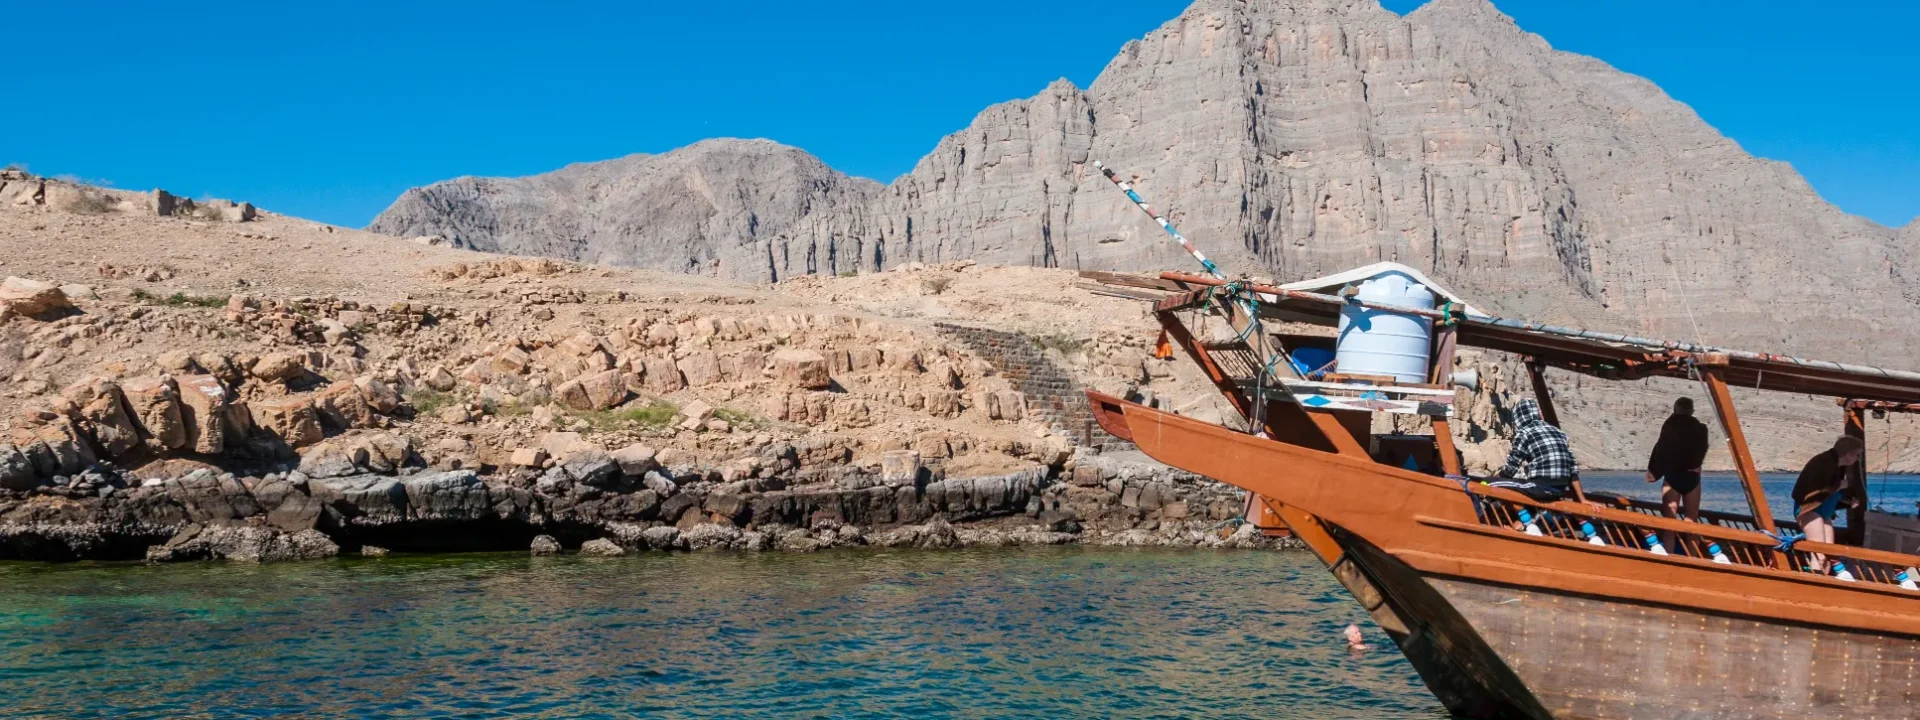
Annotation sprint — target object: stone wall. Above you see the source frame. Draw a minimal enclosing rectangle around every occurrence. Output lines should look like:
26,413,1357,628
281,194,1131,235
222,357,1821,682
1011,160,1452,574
935,322,1130,452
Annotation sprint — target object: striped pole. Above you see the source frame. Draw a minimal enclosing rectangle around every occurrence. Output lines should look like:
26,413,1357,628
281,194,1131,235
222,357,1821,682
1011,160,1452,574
1094,161,1226,280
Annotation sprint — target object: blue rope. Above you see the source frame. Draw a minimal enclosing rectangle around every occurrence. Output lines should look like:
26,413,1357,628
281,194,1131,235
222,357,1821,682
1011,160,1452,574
1766,529,1806,553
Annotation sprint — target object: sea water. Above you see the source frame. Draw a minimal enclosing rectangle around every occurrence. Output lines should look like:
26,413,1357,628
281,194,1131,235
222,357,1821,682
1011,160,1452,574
1578,472,1920,526
0,548,1447,719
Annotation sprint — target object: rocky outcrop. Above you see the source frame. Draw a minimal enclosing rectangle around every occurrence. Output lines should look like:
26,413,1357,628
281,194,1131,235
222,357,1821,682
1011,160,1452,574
369,0,1918,365
0,442,1291,562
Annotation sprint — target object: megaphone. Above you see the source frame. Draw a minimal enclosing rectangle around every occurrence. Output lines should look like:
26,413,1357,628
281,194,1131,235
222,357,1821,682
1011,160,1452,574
1449,368,1480,393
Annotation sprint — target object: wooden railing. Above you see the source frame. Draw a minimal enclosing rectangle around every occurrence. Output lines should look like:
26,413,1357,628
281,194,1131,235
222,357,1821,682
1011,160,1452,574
1582,491,1800,534
1472,487,1920,593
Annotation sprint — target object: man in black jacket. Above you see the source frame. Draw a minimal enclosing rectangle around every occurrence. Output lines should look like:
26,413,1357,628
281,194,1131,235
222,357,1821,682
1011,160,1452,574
1645,398,1711,530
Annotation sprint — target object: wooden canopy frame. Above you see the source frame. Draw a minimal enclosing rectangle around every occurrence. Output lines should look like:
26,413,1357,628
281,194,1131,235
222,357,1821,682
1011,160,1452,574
1083,269,1919,545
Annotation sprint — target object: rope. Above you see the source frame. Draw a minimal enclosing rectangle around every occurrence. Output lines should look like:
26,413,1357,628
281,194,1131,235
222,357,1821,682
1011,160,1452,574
1096,159,1298,436
1766,529,1806,554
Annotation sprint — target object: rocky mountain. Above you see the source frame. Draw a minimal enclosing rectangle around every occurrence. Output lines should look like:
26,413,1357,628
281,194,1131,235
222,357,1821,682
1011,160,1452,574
372,0,1913,362
371,140,880,279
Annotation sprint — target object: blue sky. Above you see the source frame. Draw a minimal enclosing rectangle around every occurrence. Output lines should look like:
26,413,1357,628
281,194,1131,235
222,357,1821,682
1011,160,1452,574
5,1,1914,229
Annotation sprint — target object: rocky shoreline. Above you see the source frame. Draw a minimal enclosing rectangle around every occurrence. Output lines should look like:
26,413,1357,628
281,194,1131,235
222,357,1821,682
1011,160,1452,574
0,436,1299,563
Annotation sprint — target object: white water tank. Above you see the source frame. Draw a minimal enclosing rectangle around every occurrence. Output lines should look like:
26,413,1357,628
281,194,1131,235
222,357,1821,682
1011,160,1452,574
1335,272,1435,383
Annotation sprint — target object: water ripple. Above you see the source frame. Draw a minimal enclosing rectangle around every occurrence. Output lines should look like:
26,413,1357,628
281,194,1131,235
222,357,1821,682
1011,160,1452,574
0,548,1449,719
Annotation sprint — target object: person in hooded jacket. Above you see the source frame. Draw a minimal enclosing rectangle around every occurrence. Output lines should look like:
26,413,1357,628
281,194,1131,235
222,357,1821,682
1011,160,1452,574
1645,397,1711,522
1491,398,1578,502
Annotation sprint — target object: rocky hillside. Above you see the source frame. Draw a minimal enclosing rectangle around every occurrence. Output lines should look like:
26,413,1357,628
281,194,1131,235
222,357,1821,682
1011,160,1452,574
370,140,881,280
371,0,1915,366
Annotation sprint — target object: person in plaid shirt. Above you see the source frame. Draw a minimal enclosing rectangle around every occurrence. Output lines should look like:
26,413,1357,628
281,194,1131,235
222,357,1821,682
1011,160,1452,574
1491,398,1578,501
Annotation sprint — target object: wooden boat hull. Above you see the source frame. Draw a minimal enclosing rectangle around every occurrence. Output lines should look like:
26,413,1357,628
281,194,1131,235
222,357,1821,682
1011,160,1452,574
1341,533,1920,719
1087,392,1920,720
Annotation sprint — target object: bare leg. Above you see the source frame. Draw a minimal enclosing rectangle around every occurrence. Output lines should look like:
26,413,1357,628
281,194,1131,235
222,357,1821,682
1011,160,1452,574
1798,511,1833,572
1681,485,1702,523
1659,484,1682,551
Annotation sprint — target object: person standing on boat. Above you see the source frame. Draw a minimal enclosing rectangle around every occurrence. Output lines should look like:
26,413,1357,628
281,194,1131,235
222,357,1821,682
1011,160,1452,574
1645,397,1711,525
1792,435,1866,561
1492,399,1578,502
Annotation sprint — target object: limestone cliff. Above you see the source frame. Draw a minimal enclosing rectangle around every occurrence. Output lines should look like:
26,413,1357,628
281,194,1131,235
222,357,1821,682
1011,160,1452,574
371,0,1914,363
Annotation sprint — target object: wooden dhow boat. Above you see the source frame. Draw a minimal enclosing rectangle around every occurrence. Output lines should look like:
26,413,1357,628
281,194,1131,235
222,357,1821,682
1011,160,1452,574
1080,266,1920,720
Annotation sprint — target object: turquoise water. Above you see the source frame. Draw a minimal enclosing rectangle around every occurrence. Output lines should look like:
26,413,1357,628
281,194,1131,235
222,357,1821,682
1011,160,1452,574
0,548,1446,719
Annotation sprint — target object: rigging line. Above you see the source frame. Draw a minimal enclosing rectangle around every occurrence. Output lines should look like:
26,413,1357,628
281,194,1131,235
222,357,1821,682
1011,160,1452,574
1667,257,1706,347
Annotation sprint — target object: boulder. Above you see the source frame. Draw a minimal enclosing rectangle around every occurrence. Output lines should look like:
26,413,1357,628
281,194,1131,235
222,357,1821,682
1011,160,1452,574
0,444,37,491
120,377,187,451
772,349,832,389
578,538,626,557
60,377,140,458
641,356,684,393
560,450,620,488
163,469,263,525
537,432,597,462
677,352,723,387
492,347,532,376
557,331,603,357
577,369,628,410
312,381,376,431
151,188,183,216
641,526,683,551
306,474,408,521
878,450,922,487
611,443,658,476
353,376,402,414
530,535,562,556
422,365,457,392
682,523,743,551
252,474,322,531
251,396,323,448
681,399,715,422
399,470,490,520
509,448,548,467
175,374,230,454
0,277,74,320
249,352,308,383
147,526,338,563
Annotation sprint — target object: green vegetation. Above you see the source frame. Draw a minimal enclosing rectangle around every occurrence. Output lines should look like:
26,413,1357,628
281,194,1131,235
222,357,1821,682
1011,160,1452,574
408,389,454,416
712,407,762,430
577,399,680,433
838,269,859,278
480,398,529,418
133,289,226,308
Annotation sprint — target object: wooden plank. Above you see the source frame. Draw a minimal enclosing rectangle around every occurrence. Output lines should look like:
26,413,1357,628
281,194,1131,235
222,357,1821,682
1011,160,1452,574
1432,417,1464,477
1073,281,1170,302
1077,270,1189,291
1702,368,1785,566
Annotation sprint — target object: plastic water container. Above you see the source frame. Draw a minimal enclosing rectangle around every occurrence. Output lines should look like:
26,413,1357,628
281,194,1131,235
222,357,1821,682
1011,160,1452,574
1643,533,1669,556
1335,272,1435,383
1517,509,1544,536
1898,569,1918,591
1580,521,1605,546
1833,562,1857,582
1708,543,1732,565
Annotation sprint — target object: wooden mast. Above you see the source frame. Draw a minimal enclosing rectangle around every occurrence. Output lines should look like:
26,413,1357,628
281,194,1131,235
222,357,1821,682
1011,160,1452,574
1429,326,1465,476
1700,366,1787,566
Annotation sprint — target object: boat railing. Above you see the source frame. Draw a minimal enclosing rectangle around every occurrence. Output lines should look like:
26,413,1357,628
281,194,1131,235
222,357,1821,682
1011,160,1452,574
1470,486,1920,593
1581,491,1799,534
